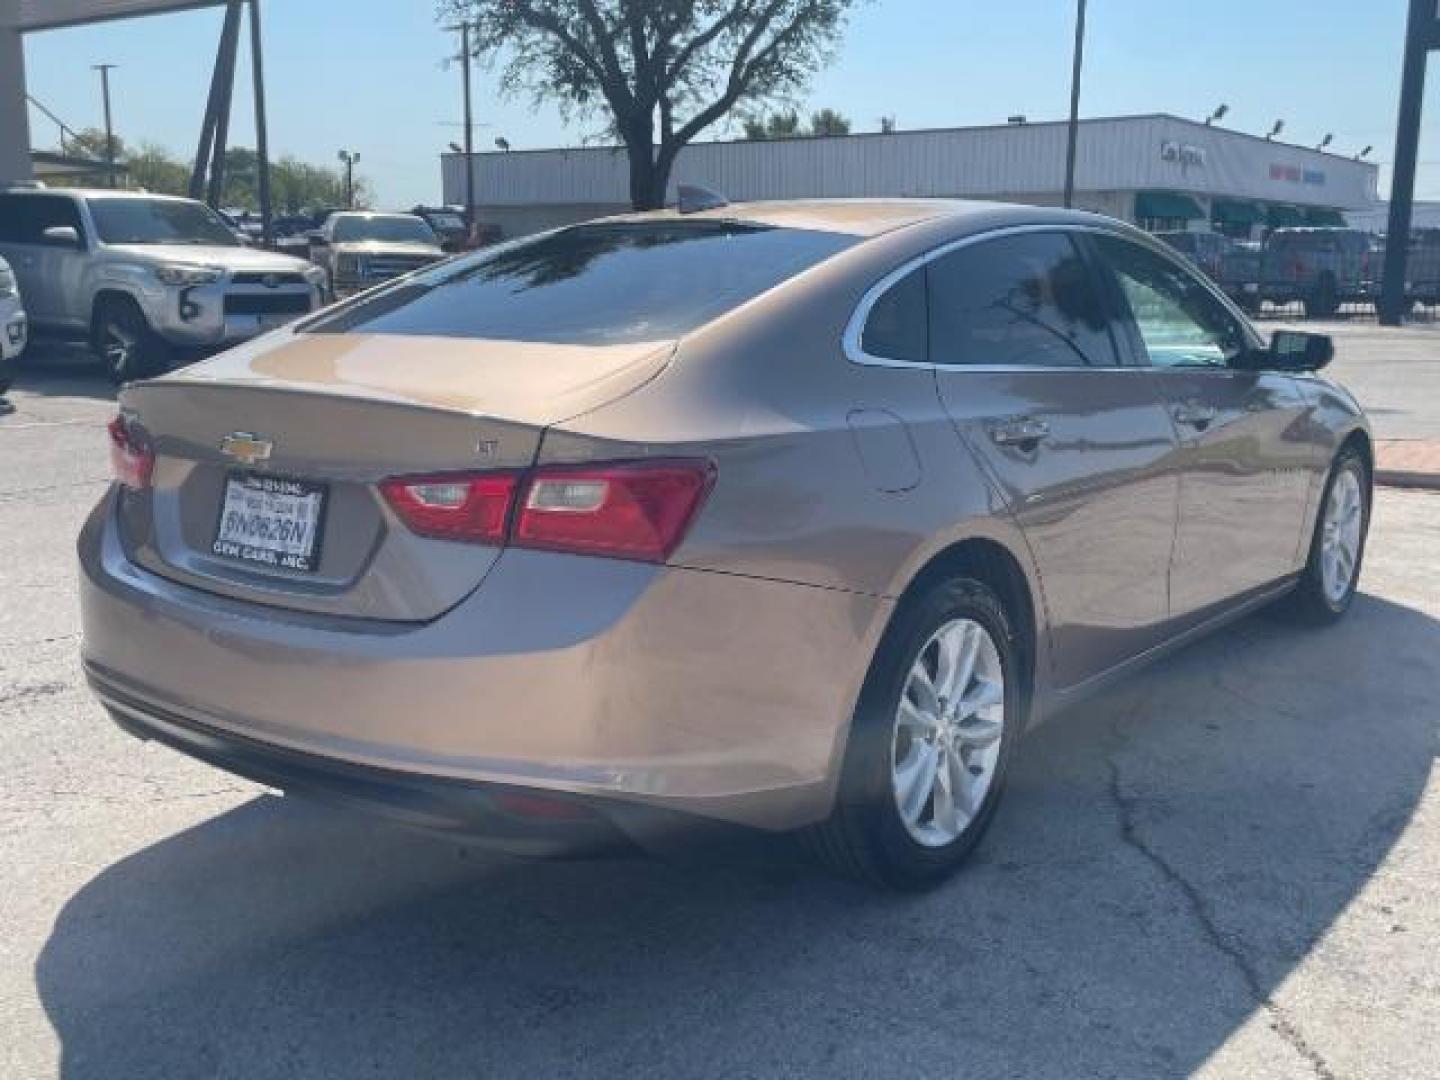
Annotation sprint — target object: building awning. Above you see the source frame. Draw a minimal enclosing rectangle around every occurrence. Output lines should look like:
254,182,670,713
1135,191,1205,220
1266,205,1307,229
1212,199,1264,225
1302,208,1347,227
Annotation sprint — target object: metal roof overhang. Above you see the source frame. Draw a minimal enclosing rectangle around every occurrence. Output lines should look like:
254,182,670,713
31,150,128,178
3,1,225,33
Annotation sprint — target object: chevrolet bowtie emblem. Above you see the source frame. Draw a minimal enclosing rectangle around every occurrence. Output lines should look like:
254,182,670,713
220,432,273,466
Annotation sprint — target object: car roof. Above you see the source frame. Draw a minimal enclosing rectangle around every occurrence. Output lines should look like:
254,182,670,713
331,211,424,220
4,188,200,202
598,198,1110,239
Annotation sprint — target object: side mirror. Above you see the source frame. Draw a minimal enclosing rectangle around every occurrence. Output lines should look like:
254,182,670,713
1268,330,1333,372
1233,331,1334,372
307,231,328,247
41,225,81,249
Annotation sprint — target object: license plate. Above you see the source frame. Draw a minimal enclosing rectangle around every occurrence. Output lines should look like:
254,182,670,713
1243,283,1260,293
212,473,327,572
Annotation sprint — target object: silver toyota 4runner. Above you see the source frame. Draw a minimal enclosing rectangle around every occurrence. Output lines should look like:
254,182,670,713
0,188,326,382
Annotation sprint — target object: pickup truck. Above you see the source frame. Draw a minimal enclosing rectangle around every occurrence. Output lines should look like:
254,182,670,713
310,212,447,299
1154,231,1264,311
1258,228,1377,317
0,188,326,382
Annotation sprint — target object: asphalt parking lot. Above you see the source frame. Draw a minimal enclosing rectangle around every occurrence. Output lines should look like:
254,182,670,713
2,341,1437,1079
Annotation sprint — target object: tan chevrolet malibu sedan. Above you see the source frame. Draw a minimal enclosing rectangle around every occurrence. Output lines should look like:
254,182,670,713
79,199,1371,888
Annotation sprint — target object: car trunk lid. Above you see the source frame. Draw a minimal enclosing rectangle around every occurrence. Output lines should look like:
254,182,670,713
116,330,673,621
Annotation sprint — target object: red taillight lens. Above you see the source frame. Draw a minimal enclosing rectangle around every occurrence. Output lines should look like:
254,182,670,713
107,414,154,491
379,471,519,544
515,460,715,563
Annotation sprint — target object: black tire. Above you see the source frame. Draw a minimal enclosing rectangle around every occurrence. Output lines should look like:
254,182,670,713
1278,447,1371,624
92,297,169,384
803,577,1025,890
1303,273,1340,319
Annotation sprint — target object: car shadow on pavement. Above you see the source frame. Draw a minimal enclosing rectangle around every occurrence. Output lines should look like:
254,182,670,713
9,348,116,405
35,594,1438,1079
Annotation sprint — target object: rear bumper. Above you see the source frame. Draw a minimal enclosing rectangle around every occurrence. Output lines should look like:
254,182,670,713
89,662,646,855
78,490,887,831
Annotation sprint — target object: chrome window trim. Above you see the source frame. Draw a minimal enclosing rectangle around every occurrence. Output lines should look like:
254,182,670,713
843,220,1257,372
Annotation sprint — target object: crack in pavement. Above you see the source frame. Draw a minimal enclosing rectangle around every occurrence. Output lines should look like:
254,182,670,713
1104,697,1338,1080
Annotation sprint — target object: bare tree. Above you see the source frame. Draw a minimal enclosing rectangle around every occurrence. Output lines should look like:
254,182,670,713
438,0,856,209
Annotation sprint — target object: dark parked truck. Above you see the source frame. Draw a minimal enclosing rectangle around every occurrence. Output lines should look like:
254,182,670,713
1155,231,1264,311
1407,229,1440,305
1258,228,1378,316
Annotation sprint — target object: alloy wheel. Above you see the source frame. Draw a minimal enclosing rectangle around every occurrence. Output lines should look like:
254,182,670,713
1321,467,1363,603
890,618,1006,848
102,321,137,380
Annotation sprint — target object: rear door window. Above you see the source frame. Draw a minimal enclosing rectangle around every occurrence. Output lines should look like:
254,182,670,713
304,220,856,345
0,194,84,244
926,231,1120,368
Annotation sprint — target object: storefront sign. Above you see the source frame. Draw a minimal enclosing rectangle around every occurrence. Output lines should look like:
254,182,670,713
1269,163,1326,186
1160,141,1207,171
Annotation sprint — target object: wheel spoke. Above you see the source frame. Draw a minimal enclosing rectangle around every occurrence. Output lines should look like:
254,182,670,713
895,743,940,825
957,710,1004,748
960,677,1003,715
936,622,981,702
931,749,962,835
907,663,940,717
897,697,936,734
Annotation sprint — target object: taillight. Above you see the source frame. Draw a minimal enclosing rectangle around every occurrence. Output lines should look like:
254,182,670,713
515,461,714,563
379,471,519,544
107,414,154,491
379,459,714,563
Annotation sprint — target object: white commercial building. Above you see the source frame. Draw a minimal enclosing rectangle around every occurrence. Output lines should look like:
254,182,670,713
442,113,1380,240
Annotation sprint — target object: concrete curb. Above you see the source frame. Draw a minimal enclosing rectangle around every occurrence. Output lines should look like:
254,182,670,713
1375,469,1440,491
1375,440,1440,492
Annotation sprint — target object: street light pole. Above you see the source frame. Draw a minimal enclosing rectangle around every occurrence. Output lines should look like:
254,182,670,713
1062,0,1086,209
92,63,118,187
338,150,359,208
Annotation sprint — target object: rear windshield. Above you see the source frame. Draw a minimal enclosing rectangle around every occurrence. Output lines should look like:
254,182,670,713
332,215,438,245
302,220,856,344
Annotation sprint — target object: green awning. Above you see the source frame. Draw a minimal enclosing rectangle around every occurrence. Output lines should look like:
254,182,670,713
1266,205,1307,228
1135,191,1205,220
1212,199,1264,225
1302,208,1347,227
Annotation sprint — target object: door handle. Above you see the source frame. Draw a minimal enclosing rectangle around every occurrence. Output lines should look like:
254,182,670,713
1172,402,1217,430
988,416,1051,449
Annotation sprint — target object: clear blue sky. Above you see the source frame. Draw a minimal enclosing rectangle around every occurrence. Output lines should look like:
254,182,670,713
22,0,1440,208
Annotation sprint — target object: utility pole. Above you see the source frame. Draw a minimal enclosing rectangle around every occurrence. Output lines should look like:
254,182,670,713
1379,0,1440,325
92,64,118,187
338,150,360,208
446,21,478,245
1062,0,1087,209
461,21,476,244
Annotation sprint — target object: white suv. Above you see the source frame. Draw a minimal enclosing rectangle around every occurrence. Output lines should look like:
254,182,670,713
0,253,25,390
0,188,325,382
